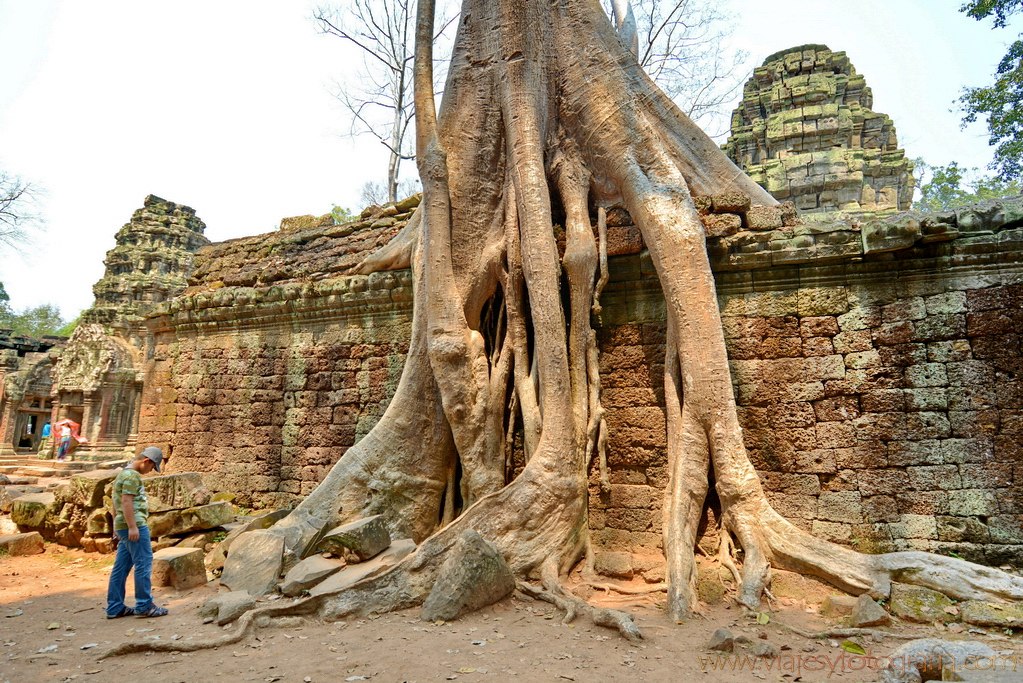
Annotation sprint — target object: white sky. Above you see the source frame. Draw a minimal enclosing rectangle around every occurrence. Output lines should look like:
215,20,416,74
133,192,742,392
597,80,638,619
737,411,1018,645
0,0,1017,319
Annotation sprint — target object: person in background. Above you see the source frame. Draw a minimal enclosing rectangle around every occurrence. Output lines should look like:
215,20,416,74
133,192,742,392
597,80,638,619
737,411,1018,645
55,423,72,461
41,421,51,439
105,447,168,619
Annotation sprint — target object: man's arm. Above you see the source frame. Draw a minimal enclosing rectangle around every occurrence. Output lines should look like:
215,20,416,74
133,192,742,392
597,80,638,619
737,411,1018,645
122,493,139,541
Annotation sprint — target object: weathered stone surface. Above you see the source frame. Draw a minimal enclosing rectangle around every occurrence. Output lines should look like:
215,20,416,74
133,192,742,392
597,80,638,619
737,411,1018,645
306,540,415,597
199,591,256,625
11,492,56,529
420,530,515,622
85,508,111,536
204,510,290,573
0,485,43,513
152,547,207,590
0,532,44,556
880,639,996,683
889,583,957,624
143,473,212,511
68,470,117,508
316,515,390,561
820,593,857,617
707,628,735,652
850,593,891,627
219,530,285,596
725,45,914,216
280,555,345,596
960,600,1023,628
148,502,235,538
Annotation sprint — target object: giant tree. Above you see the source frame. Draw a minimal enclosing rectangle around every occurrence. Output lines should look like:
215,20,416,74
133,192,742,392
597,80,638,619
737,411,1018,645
111,0,1023,655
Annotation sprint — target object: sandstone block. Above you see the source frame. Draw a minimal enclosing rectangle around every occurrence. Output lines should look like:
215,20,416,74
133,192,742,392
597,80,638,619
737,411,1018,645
11,492,56,529
152,547,208,590
220,529,285,596
820,594,857,617
0,532,44,556
594,551,633,579
960,600,1023,628
280,555,345,596
144,472,212,511
316,515,391,561
850,594,891,627
148,502,235,537
200,590,256,625
86,508,111,536
889,583,957,623
711,192,751,213
700,212,742,237
69,470,118,508
746,205,783,230
421,530,515,622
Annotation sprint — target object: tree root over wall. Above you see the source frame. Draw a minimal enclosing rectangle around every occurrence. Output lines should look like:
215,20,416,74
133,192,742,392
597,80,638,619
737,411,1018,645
106,0,1023,657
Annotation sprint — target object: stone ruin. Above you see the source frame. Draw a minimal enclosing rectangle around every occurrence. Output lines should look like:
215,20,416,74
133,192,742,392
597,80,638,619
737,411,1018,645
724,44,915,216
0,195,209,461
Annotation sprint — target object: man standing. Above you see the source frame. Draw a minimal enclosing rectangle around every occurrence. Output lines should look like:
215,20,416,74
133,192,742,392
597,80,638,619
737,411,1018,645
105,447,169,618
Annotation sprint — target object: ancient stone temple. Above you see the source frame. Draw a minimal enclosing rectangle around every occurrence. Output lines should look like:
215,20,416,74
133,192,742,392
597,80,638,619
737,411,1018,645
0,332,62,456
0,196,211,459
51,195,210,458
724,44,915,216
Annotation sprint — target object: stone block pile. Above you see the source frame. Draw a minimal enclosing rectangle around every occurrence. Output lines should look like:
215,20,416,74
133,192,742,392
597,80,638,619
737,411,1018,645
8,470,241,555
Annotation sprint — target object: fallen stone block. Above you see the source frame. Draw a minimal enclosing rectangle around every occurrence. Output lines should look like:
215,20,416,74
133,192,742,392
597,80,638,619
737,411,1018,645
960,600,1023,628
174,529,222,549
820,593,857,618
204,510,290,573
86,508,111,536
0,532,44,556
889,583,958,624
148,502,235,538
220,530,285,596
152,547,208,590
68,469,117,508
0,485,44,513
421,530,515,622
316,515,390,561
849,593,891,628
199,591,256,625
280,555,345,597
307,539,416,597
144,472,212,511
94,537,115,554
11,492,56,529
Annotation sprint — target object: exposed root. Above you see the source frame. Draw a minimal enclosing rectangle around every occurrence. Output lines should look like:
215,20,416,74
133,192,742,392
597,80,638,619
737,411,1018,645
773,620,919,642
517,563,643,641
580,581,668,595
99,597,321,659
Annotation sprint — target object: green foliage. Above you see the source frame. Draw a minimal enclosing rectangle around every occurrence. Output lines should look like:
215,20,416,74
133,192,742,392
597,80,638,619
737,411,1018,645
959,1,1023,180
0,303,70,338
914,160,1021,212
331,205,356,224
55,312,82,338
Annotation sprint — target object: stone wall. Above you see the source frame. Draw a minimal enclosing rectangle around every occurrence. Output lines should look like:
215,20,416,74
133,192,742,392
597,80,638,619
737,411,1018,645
138,196,1023,572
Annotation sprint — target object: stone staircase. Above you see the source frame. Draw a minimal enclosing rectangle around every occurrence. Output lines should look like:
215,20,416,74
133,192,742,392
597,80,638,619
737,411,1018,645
0,455,126,482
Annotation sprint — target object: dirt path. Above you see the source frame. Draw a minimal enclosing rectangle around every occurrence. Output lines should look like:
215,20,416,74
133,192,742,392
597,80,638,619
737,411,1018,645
1,546,1018,682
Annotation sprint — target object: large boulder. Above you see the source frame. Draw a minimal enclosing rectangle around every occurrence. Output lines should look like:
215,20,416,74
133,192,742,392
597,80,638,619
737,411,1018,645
0,532,44,556
148,502,235,538
420,530,515,622
316,515,391,561
280,555,345,597
152,547,208,590
219,530,285,596
68,470,118,508
204,509,290,573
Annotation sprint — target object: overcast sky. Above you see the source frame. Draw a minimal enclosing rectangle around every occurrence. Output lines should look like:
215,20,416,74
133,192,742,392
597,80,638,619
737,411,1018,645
0,0,1017,319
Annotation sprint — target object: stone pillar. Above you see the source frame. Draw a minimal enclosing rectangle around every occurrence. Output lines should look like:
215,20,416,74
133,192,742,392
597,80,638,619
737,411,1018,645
82,392,97,446
125,382,143,452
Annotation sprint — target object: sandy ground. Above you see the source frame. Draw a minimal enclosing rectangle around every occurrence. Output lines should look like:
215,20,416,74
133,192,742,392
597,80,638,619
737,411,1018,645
1,546,1021,683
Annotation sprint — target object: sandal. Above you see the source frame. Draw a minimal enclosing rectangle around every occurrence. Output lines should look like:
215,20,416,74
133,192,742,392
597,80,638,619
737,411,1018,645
136,605,168,618
107,606,135,619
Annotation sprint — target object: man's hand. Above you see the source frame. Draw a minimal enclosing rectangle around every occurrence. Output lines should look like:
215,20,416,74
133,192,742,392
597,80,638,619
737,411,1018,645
128,526,139,542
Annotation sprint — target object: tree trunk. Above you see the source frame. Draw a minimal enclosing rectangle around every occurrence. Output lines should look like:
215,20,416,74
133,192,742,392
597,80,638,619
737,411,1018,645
216,0,1023,640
